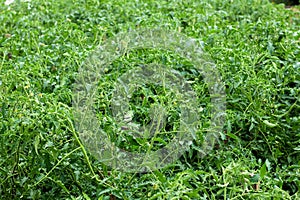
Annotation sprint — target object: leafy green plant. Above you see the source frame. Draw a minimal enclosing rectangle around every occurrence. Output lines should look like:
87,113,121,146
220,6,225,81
0,0,299,199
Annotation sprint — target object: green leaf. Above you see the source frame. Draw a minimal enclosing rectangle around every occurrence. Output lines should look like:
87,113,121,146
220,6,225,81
154,170,167,183
260,163,267,179
263,120,278,128
265,159,271,172
294,147,300,151
34,135,40,155
83,192,91,200
227,132,240,141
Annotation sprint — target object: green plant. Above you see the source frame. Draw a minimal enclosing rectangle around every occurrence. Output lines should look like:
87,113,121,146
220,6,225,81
0,0,299,199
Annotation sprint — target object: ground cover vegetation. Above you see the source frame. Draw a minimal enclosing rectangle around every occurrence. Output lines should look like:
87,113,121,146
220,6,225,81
0,0,299,199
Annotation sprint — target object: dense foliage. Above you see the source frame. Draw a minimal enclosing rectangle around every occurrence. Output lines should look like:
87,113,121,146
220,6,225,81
0,0,299,199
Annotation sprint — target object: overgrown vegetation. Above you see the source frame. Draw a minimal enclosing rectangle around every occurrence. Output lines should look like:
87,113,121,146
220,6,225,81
0,0,299,199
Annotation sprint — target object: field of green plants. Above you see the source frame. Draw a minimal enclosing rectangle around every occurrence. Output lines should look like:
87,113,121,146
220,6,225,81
0,0,299,199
